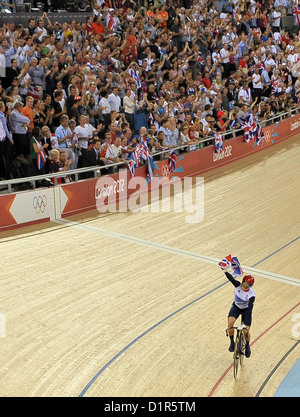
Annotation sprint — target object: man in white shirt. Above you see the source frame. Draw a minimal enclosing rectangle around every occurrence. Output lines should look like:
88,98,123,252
101,132,123,168
74,114,90,167
34,17,48,42
264,53,276,69
220,43,230,78
99,90,112,128
212,47,221,65
238,84,252,105
111,136,123,158
270,6,281,33
251,67,263,102
108,87,121,112
86,82,100,106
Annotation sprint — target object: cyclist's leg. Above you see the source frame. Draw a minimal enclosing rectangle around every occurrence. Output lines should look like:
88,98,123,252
242,309,252,357
227,304,239,352
243,326,251,342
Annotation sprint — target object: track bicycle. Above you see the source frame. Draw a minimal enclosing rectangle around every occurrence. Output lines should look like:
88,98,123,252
226,319,248,378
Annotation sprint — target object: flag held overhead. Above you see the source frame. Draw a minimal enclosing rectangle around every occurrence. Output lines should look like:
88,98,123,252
219,254,243,276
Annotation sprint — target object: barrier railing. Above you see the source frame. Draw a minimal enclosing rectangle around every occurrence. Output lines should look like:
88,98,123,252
0,106,299,194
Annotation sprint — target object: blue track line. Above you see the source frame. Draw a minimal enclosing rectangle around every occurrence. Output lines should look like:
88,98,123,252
78,236,299,397
79,281,227,397
251,236,300,267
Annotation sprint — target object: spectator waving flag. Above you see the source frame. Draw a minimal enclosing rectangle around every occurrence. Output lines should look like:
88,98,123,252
128,67,141,89
214,133,223,153
127,137,155,178
219,255,243,277
37,148,47,171
140,136,155,178
271,79,280,94
168,150,176,173
240,114,255,143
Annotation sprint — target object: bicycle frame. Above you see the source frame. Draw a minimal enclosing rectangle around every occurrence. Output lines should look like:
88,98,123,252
226,321,249,378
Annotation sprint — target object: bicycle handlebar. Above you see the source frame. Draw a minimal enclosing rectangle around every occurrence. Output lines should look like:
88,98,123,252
226,325,249,336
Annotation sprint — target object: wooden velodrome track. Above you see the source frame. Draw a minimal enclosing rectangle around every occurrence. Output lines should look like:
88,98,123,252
0,134,299,398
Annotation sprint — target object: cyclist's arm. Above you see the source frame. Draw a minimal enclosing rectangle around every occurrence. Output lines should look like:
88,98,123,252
248,296,255,309
224,271,240,288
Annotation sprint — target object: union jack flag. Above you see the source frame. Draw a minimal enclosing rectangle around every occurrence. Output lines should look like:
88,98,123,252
127,136,155,178
294,3,300,25
128,67,141,89
240,114,264,146
146,153,155,178
168,150,176,173
219,255,243,277
214,133,223,154
127,159,136,177
37,148,47,171
139,136,155,178
271,79,280,94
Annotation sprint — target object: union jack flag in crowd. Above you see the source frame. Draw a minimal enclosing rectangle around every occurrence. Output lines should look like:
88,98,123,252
271,79,280,94
240,114,264,146
37,148,47,170
168,150,176,173
139,136,155,178
293,1,300,25
127,158,136,177
128,67,141,89
219,255,243,277
214,133,223,154
127,136,155,178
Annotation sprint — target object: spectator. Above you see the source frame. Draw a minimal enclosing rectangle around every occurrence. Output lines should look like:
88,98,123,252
74,114,90,167
0,100,18,179
98,89,112,128
83,137,106,177
100,131,123,168
49,148,72,184
52,90,67,128
55,114,73,160
9,101,30,157
0,0,299,183
108,86,121,112
21,96,34,140
29,126,49,175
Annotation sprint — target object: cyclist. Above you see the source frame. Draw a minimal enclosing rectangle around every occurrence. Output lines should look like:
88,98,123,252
223,269,255,358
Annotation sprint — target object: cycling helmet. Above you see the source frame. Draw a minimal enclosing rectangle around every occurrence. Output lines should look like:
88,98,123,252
242,274,255,286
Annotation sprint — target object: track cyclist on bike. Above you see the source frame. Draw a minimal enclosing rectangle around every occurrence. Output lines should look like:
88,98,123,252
223,269,255,358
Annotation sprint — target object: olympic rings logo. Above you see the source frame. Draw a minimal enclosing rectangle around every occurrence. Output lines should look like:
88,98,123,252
33,195,47,214
161,165,170,179
264,129,271,143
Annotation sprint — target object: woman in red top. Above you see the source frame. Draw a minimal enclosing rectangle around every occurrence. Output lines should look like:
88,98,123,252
216,110,230,132
201,71,212,89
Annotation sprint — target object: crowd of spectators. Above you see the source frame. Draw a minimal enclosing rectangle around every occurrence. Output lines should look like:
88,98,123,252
0,0,300,183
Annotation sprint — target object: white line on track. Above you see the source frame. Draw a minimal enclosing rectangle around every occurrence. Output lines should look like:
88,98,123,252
55,218,300,287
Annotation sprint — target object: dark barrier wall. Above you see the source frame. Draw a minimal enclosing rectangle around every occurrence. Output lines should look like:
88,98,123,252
0,12,91,26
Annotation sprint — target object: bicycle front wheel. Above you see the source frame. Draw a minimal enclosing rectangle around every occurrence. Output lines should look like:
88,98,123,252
240,332,246,366
233,334,240,378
